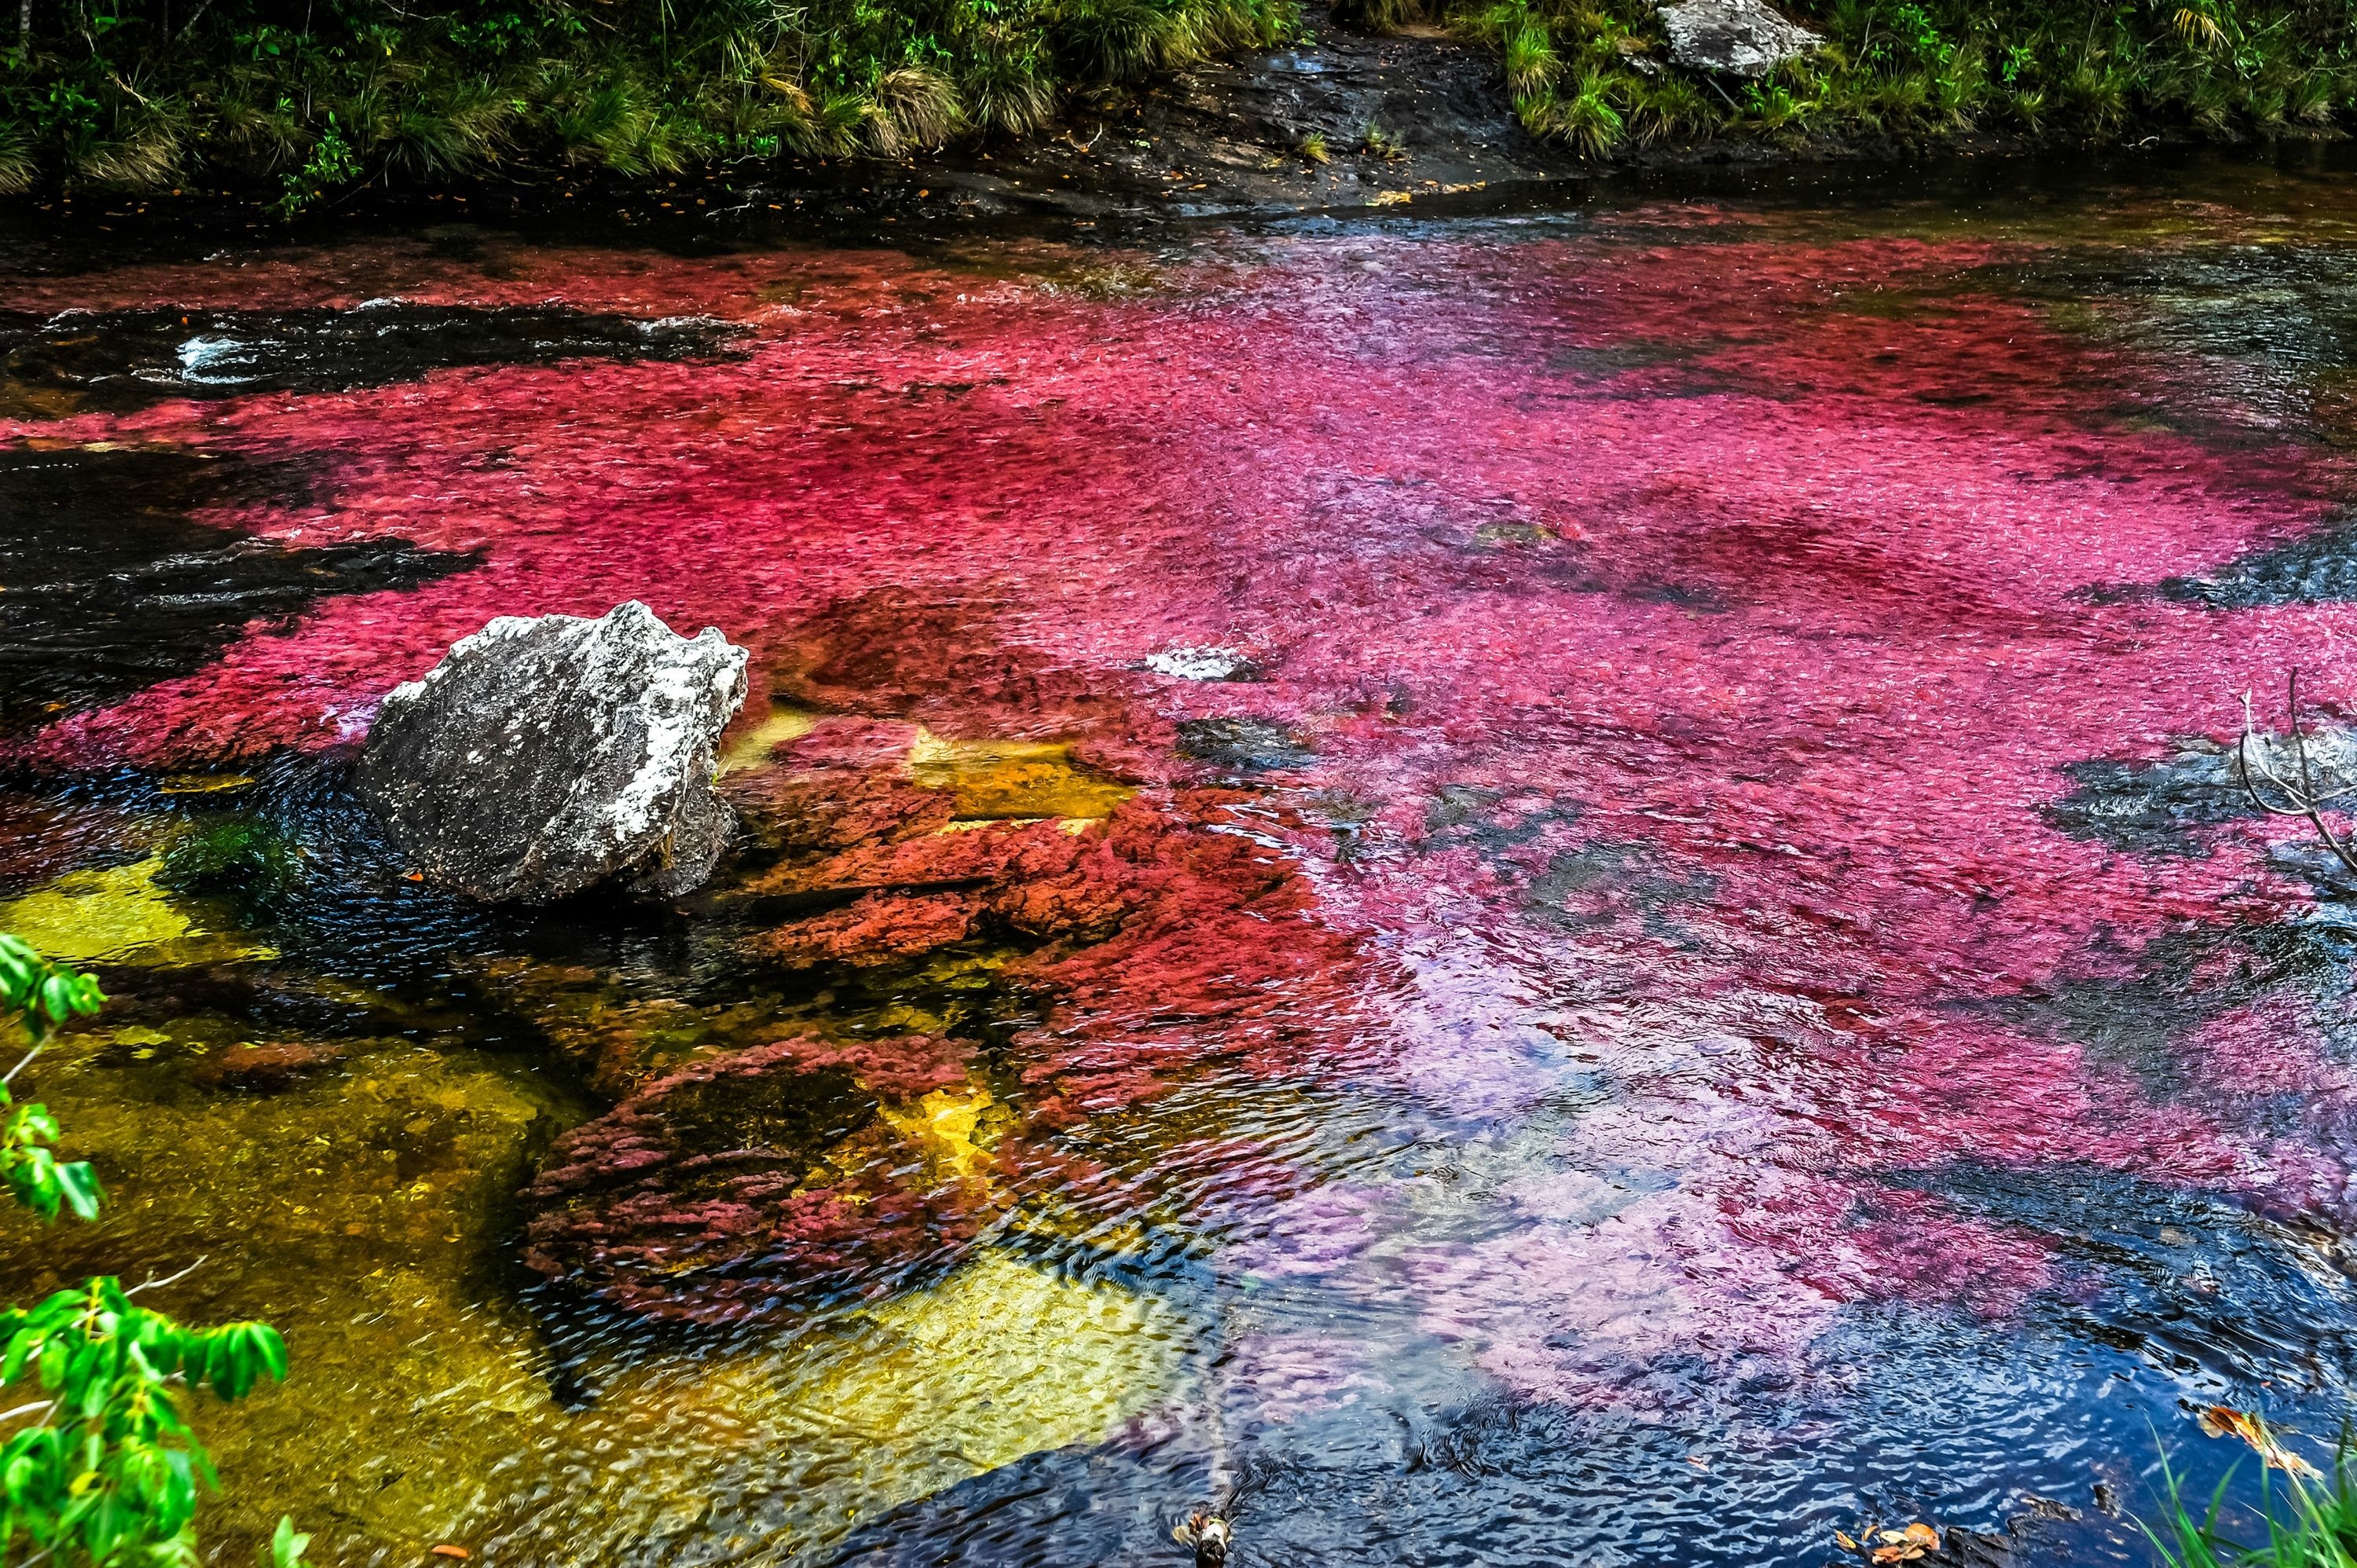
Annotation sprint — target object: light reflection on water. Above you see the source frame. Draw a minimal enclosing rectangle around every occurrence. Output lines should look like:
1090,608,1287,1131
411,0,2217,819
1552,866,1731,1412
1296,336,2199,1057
8,151,2357,1565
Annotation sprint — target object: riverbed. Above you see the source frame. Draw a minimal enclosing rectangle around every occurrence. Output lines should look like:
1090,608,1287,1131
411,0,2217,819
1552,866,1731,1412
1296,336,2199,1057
5,148,2357,1566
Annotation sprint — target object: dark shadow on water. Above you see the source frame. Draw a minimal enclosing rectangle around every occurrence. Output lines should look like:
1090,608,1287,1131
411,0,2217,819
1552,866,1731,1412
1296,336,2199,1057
0,444,479,733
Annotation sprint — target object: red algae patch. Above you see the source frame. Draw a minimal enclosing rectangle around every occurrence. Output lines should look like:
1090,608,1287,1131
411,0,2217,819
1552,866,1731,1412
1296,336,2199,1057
18,199,2357,1397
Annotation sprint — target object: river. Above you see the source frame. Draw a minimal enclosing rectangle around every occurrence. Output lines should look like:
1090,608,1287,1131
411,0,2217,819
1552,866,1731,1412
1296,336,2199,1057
5,148,2357,1566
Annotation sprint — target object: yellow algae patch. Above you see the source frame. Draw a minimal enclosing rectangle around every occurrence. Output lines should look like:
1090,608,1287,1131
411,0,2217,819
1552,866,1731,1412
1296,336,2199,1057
156,773,258,795
0,858,275,967
717,705,820,775
905,731,1132,821
773,1251,1183,1505
876,1083,1000,1183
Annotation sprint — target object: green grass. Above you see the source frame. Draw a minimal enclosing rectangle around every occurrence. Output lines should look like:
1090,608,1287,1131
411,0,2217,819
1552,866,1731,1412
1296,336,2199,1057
0,0,1296,204
0,0,2352,206
2148,1427,2357,1567
1446,0,2357,159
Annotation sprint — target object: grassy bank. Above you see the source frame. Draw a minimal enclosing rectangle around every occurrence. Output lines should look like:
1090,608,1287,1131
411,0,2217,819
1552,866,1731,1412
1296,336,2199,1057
1,0,2355,211
1449,0,2357,159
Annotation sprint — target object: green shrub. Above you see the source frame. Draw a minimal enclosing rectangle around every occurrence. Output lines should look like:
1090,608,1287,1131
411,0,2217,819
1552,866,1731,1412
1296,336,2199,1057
0,932,304,1568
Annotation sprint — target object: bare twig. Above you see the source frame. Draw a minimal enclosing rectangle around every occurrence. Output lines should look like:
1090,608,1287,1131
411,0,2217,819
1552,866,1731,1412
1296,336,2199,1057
3,1042,44,1088
2238,671,2357,874
0,1399,52,1423
126,1256,208,1295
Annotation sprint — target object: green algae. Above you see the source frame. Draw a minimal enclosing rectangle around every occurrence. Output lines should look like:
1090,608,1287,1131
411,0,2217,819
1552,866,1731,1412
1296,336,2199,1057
0,855,277,968
0,1019,584,1565
548,1250,1191,1560
780,1250,1185,1489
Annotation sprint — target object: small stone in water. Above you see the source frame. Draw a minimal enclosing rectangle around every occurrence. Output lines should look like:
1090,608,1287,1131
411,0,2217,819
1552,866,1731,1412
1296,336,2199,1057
1137,645,1260,682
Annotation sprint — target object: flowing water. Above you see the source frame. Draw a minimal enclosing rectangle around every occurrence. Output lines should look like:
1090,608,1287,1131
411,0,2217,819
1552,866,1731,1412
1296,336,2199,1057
9,148,2357,1567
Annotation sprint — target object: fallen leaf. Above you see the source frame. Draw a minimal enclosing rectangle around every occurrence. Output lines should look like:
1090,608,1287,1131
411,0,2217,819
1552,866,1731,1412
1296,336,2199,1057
405,870,425,882
1866,1523,1939,1565
429,1549,470,1562
1835,1530,1860,1551
2198,1406,2324,1479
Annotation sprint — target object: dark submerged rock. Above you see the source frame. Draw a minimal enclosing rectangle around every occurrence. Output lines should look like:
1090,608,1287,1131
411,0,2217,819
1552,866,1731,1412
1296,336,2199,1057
357,600,749,903
519,1034,987,1324
191,1040,346,1090
0,444,475,735
1655,0,1820,76
2041,729,2357,860
1174,716,1315,773
0,303,739,417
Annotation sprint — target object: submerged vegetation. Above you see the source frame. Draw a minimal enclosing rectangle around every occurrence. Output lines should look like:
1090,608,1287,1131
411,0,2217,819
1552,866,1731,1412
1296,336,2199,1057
0,934,301,1568
0,0,2354,202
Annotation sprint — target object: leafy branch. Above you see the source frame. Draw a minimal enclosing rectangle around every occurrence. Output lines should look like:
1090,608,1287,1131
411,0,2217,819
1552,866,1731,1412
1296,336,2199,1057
0,937,105,1225
0,932,304,1568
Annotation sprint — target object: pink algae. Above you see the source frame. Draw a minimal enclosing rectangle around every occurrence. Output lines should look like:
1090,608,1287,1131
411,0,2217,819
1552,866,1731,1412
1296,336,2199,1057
14,207,2357,1397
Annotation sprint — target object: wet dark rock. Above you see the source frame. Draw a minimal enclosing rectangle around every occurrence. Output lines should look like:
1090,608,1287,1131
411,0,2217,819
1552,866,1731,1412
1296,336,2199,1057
2041,748,2248,857
1924,1527,2014,1567
2042,730,2357,859
1175,716,1316,772
1901,1162,2357,1391
519,1034,985,1323
0,303,740,417
357,601,749,903
2161,515,2357,607
1656,0,1821,75
0,444,475,735
918,17,1587,219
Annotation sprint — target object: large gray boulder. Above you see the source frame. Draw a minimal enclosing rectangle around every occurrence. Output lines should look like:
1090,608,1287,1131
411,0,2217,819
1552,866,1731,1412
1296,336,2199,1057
1656,0,1820,76
359,601,750,902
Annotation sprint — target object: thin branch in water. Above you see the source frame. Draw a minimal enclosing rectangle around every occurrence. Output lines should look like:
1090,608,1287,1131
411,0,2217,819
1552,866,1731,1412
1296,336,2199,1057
126,1256,208,1295
2238,671,2357,874
2,1042,44,1087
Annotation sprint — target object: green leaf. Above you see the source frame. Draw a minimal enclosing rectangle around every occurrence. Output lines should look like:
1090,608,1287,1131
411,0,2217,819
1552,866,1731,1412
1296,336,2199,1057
53,1163,101,1222
269,1513,310,1568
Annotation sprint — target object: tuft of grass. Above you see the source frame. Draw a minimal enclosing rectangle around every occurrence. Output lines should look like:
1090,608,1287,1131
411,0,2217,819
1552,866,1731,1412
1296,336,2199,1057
1298,128,1329,161
1332,0,1442,35
1503,19,1560,96
1359,119,1405,156
0,121,33,194
869,64,966,154
1476,0,2357,160
0,0,1296,203
2145,1422,2357,1568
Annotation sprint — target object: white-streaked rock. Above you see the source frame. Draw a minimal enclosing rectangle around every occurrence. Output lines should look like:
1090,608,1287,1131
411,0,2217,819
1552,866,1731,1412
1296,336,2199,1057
1136,646,1260,682
358,601,748,902
1656,0,1820,76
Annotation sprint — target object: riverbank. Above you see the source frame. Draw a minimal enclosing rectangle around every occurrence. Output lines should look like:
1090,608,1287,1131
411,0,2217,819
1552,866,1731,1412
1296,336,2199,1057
2,0,2353,225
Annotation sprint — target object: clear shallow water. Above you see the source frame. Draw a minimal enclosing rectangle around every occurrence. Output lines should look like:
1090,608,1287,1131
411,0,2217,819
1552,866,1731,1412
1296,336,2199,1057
8,151,2357,1566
